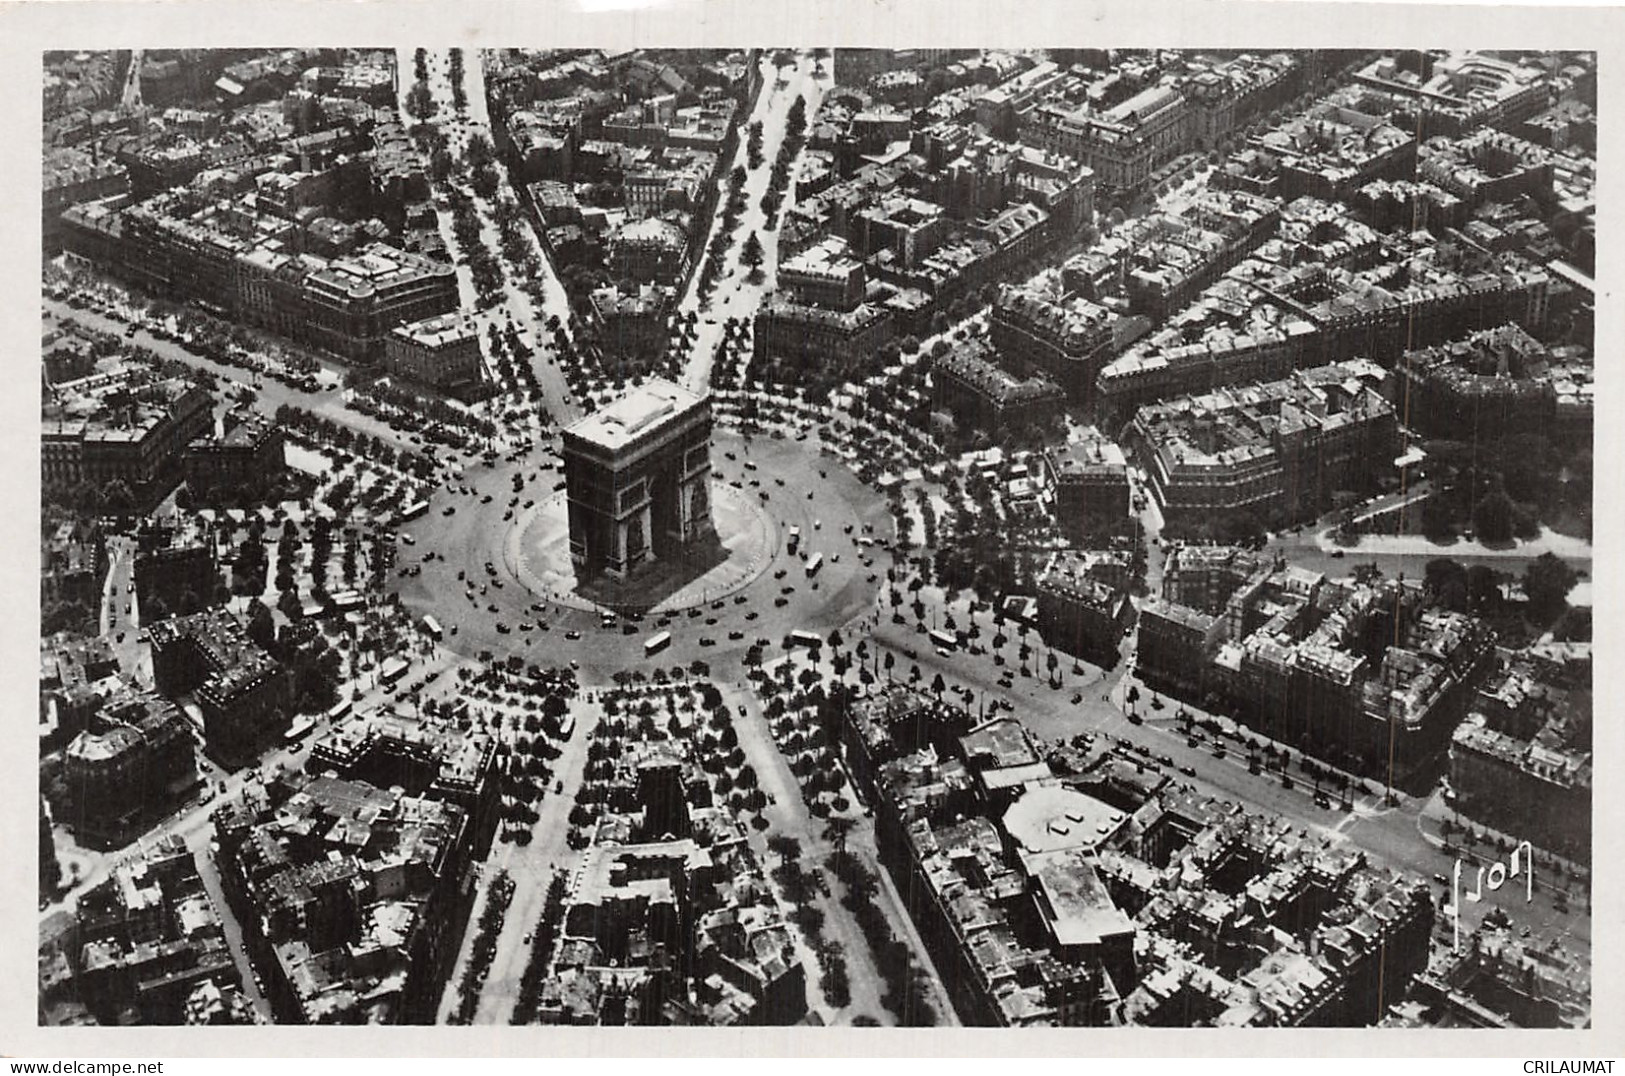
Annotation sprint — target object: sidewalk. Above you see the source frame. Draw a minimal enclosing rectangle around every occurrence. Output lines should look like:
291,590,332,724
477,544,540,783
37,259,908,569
1312,523,1593,562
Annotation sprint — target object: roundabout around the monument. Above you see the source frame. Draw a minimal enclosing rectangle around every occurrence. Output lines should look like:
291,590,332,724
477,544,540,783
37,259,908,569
391,429,892,683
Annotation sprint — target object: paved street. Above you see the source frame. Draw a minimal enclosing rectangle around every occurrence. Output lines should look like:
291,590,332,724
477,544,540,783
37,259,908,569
42,640,464,921
120,50,143,109
35,43,1596,1033
471,694,603,1025
44,298,421,455
97,535,148,677
403,47,583,434
188,828,273,1021
858,592,1591,963
1268,522,1592,583
396,50,501,382
722,680,951,1025
680,50,830,393
392,430,890,681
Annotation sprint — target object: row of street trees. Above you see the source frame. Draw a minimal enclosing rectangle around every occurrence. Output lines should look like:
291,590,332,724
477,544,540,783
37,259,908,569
1423,552,1581,628
405,47,437,121
758,94,807,223
1421,434,1591,546
449,47,467,112
450,870,513,1024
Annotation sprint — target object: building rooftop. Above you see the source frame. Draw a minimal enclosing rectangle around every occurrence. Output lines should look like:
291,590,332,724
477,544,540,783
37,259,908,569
1050,436,1127,478
934,339,1064,408
305,243,453,300
609,215,686,248
565,378,707,454
1004,785,1127,857
575,839,712,908
1132,360,1392,472
757,293,890,332
780,236,863,279
994,283,1115,353
1027,850,1137,949
391,311,477,350
1357,51,1552,120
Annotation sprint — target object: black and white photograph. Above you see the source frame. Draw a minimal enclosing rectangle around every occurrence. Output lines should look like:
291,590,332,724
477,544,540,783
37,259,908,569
16,1,1615,1051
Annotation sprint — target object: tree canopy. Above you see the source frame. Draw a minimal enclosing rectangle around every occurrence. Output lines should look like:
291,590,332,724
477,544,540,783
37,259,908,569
1473,490,1516,545
1523,553,1579,622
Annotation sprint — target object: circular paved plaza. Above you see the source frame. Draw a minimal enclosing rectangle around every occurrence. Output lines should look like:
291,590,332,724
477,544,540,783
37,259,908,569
391,431,892,683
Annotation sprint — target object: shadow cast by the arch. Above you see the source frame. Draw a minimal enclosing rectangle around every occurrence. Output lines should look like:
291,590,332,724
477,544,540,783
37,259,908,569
513,481,777,615
571,533,730,613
